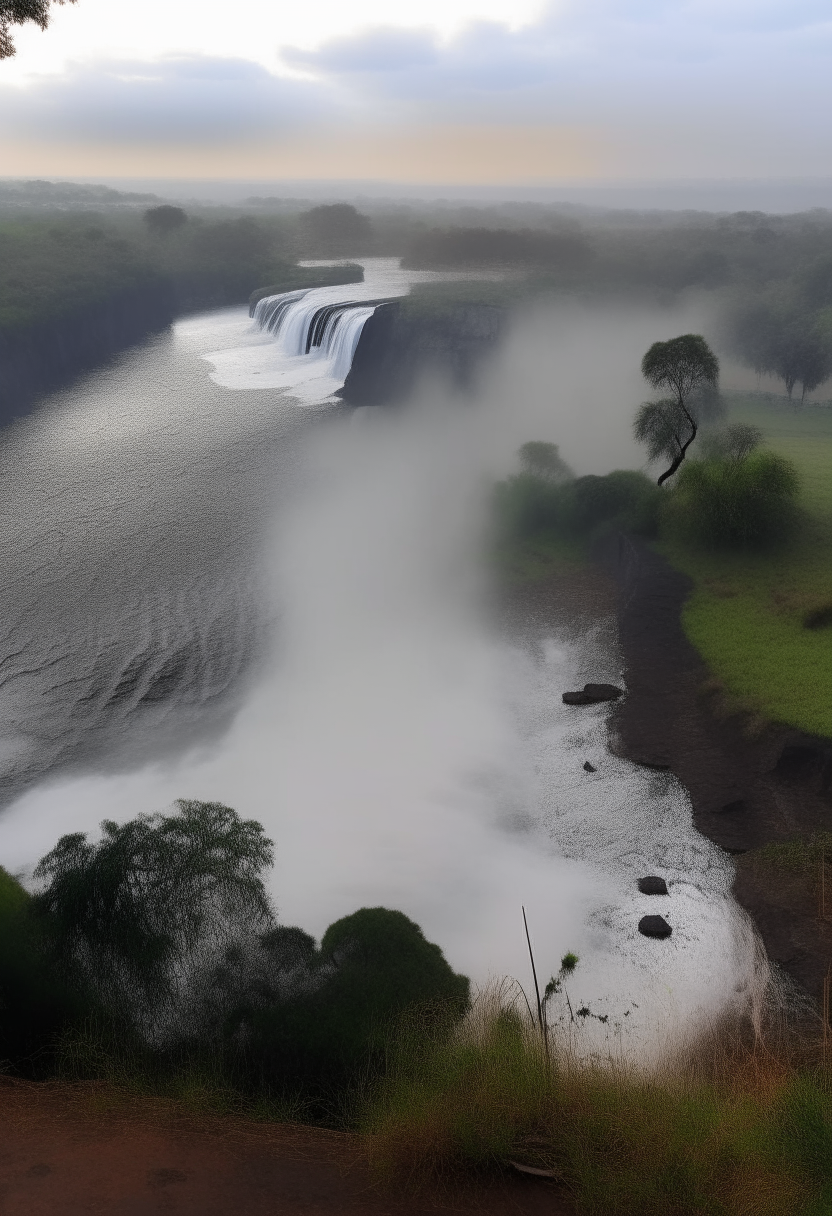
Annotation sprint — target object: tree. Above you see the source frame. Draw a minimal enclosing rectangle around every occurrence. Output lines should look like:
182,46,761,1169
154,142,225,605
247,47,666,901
634,334,720,485
299,204,372,255
699,423,762,464
33,800,275,1037
1,0,75,59
732,301,832,403
518,441,573,482
143,205,188,237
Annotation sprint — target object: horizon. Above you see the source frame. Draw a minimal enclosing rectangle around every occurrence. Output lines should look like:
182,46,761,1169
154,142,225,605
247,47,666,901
2,1,831,187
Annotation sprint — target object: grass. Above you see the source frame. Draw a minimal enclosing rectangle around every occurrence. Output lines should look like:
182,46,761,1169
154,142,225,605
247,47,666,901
362,988,832,1216
660,395,832,738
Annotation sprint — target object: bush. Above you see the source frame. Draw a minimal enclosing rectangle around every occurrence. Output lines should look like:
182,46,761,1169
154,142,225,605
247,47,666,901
569,470,662,538
230,908,470,1103
493,467,661,544
0,867,78,1072
669,450,800,548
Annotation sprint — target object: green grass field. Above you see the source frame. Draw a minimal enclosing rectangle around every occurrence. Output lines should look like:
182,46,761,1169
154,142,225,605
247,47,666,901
661,395,832,738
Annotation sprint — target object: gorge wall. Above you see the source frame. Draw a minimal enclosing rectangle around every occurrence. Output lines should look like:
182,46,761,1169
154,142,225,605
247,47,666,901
0,280,176,426
338,300,506,406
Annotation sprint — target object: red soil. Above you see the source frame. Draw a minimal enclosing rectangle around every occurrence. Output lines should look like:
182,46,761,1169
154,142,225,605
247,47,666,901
0,1078,572,1215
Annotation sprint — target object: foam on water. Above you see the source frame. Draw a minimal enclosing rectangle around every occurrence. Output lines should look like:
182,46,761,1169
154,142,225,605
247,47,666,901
199,258,472,400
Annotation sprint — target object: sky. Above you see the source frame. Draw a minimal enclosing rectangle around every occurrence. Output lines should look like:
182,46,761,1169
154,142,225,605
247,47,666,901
1,0,831,185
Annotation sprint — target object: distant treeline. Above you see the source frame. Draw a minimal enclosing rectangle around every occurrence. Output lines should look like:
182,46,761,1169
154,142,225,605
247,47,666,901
3,193,832,413
0,208,365,420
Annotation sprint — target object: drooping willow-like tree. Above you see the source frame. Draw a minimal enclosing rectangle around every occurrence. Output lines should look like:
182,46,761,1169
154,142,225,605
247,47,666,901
634,334,720,485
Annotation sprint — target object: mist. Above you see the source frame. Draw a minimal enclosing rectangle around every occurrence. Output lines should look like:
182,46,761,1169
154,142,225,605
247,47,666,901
0,289,764,1051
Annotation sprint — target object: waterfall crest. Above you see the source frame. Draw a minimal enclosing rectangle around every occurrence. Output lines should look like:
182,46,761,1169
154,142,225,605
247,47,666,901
252,290,391,384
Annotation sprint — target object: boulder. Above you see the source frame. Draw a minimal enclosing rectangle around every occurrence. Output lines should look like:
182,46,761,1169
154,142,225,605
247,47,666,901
638,876,668,895
562,683,624,706
583,761,597,773
638,914,672,939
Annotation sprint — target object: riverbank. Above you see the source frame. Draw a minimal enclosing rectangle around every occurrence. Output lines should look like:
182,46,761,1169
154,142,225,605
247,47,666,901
494,527,832,1009
601,533,832,1006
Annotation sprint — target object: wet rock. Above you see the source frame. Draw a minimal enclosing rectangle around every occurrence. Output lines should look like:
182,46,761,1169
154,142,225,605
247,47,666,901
638,876,668,895
583,761,597,772
562,683,623,706
638,914,672,938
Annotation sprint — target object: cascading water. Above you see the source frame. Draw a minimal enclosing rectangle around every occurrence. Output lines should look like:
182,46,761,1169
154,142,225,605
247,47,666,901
200,258,460,401
251,290,381,381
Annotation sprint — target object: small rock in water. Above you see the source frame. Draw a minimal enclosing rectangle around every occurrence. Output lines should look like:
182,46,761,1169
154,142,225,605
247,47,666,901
583,761,597,773
583,683,623,701
638,914,672,939
562,683,623,706
638,876,668,895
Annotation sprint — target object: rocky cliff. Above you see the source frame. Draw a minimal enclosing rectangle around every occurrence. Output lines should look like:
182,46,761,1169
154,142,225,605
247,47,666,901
338,300,506,406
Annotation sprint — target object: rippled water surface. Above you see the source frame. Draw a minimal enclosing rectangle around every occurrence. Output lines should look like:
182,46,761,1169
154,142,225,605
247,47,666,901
0,277,760,1053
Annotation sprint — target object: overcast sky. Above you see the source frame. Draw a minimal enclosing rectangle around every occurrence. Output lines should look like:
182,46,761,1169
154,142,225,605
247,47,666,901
2,0,831,184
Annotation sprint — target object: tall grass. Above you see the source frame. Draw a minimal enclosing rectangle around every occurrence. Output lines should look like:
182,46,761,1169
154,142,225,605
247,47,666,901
361,985,832,1215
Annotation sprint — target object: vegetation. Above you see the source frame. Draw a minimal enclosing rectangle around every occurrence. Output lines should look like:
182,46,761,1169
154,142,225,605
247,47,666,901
2,801,468,1117
661,396,832,736
0,212,363,336
634,334,722,484
494,389,829,736
667,447,799,549
5,803,832,1210
730,284,832,403
363,992,832,1216
0,0,74,59
403,226,592,274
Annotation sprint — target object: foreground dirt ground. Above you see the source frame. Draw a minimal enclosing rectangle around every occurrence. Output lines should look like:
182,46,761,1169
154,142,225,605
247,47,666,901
0,1079,572,1215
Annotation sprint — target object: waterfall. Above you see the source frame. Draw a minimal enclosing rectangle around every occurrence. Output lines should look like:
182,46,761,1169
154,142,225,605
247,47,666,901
252,290,387,384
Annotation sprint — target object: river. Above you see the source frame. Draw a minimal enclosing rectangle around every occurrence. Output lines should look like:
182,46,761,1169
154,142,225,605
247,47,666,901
0,260,762,1055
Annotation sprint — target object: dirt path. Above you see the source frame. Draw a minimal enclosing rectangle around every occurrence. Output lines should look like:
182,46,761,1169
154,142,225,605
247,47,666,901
0,1079,572,1216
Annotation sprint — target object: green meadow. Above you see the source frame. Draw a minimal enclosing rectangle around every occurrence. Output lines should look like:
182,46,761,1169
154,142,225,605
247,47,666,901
661,396,832,738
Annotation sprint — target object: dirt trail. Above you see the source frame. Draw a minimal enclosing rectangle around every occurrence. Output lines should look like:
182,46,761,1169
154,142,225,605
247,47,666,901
0,1079,571,1216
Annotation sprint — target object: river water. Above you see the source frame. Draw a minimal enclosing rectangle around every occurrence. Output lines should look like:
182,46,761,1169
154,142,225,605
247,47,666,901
0,261,762,1055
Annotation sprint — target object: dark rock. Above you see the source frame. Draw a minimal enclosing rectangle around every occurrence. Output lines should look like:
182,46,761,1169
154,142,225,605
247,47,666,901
562,683,623,706
339,300,505,406
720,799,746,814
584,683,623,701
638,876,668,895
583,761,597,772
638,914,672,938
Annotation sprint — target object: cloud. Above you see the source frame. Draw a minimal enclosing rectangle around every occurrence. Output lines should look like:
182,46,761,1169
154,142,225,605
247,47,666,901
1,0,831,181
0,56,334,144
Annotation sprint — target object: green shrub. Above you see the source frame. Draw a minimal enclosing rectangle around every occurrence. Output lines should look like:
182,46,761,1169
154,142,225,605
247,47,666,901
233,908,469,1103
569,470,662,538
492,473,569,539
669,450,800,547
493,467,661,544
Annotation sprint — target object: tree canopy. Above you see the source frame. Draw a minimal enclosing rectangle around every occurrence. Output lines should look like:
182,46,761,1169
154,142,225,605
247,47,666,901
33,799,275,1036
143,205,188,237
0,0,75,59
635,334,720,485
518,441,573,483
